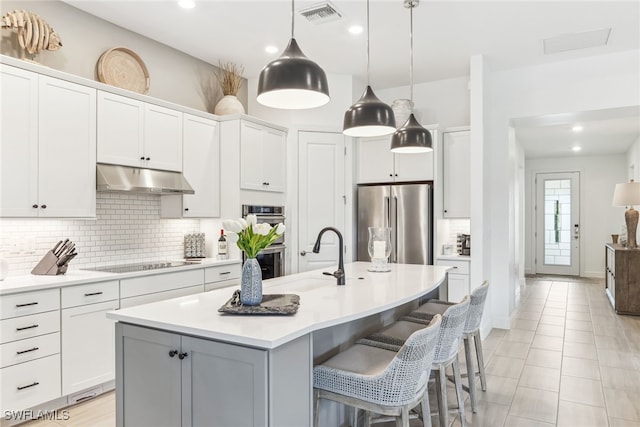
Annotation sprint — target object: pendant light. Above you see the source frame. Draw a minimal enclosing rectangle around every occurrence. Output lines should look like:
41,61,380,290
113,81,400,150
257,0,330,109
343,0,396,137
390,0,433,153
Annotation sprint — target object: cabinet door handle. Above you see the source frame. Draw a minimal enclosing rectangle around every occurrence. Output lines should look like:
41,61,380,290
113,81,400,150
169,350,178,358
40,204,47,209
146,157,150,161
16,347,39,355
184,208,189,212
389,174,393,177
32,204,38,209
84,291,103,297
17,382,40,391
220,271,231,275
140,156,145,160
262,182,270,186
178,352,188,360
16,324,39,331
15,302,38,308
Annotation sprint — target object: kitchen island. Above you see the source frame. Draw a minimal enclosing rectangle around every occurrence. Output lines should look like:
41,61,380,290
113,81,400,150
108,262,448,427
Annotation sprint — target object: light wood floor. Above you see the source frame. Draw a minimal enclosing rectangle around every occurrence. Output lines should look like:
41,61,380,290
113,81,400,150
20,276,640,427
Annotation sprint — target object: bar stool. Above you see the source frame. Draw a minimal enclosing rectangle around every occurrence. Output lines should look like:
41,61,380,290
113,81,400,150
313,314,442,427
410,281,489,413
358,296,471,427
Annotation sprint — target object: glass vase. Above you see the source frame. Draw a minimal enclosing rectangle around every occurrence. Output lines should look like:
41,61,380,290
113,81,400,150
367,227,392,272
240,258,262,306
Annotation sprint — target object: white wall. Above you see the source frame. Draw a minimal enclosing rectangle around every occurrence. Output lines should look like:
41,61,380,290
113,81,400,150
476,49,640,329
0,0,247,112
627,135,640,181
524,155,627,278
247,74,357,275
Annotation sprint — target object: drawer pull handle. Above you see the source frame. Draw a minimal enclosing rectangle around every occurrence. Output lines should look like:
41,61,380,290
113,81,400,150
17,382,40,391
450,266,458,269
220,271,231,275
15,302,38,308
84,292,104,297
75,394,97,403
16,347,39,355
16,324,39,331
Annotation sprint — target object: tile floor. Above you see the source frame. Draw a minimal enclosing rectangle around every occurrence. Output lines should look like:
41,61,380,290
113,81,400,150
18,275,640,427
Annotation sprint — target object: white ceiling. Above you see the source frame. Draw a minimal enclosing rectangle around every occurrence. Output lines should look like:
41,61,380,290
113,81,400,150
63,0,640,158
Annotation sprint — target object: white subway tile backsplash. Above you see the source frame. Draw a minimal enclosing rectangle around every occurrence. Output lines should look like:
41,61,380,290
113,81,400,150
0,193,200,277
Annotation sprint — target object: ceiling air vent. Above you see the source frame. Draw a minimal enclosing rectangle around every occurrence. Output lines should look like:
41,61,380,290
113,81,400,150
543,28,611,55
299,2,342,24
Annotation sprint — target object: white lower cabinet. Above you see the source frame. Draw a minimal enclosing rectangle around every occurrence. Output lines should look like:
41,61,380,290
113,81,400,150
61,299,119,395
436,258,471,303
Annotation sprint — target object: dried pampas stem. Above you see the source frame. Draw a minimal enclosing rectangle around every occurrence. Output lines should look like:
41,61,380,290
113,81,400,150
215,61,244,96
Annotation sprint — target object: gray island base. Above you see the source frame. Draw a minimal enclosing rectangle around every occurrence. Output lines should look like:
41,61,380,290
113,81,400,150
110,262,448,426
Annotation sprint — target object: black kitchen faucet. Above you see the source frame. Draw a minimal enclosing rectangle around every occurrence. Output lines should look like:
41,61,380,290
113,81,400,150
313,227,345,286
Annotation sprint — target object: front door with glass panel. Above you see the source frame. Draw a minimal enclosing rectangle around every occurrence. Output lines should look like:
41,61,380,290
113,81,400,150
535,172,580,276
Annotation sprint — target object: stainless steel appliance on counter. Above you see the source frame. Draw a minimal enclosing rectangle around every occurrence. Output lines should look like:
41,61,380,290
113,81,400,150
357,183,433,265
242,204,285,279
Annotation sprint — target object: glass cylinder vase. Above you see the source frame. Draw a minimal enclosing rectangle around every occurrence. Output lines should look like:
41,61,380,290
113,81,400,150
240,258,262,306
367,227,392,272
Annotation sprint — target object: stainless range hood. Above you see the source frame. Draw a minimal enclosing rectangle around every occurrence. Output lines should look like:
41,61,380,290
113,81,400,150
96,163,194,194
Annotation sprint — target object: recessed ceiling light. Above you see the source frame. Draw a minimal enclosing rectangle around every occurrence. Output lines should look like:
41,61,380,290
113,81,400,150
348,25,363,35
572,146,582,152
265,45,279,54
178,0,195,9
572,125,583,132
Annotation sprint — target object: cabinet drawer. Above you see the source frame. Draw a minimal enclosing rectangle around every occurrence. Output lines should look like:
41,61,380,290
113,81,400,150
120,285,204,309
62,280,119,308
205,278,240,292
1,354,61,412
204,264,241,283
0,311,60,344
436,259,470,275
0,289,59,320
0,332,60,369
120,269,204,299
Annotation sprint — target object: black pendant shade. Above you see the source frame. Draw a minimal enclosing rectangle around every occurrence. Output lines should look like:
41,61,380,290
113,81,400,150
390,113,433,153
343,86,396,137
257,38,330,110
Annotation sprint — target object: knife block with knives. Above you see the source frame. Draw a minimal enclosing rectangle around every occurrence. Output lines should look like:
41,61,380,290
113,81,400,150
31,239,78,275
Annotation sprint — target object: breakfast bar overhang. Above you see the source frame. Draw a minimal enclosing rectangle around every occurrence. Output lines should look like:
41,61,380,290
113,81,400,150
108,262,449,427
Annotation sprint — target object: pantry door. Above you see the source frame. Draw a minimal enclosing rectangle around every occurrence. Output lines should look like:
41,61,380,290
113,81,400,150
535,172,580,276
298,131,346,273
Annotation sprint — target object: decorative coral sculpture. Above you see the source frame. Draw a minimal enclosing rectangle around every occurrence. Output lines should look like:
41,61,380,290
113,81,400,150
1,10,62,56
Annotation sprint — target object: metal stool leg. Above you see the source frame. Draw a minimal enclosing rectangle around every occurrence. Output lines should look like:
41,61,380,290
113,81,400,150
463,335,478,413
452,358,467,427
474,331,487,392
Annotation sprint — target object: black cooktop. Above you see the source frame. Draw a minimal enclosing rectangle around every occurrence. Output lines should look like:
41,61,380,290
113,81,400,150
84,261,198,274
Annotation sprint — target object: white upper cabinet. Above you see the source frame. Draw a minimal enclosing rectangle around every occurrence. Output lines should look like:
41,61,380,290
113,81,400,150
161,114,220,218
0,65,96,218
97,91,183,172
240,120,286,192
442,130,470,218
357,130,435,184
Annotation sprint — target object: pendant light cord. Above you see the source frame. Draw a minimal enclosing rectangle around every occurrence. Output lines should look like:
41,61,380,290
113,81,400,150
409,2,414,103
291,0,295,39
366,0,371,85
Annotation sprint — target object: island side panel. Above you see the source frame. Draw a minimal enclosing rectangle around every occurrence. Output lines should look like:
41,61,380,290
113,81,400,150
268,334,312,427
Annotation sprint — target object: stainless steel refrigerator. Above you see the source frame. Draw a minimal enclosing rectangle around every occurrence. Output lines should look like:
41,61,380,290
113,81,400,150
357,183,433,264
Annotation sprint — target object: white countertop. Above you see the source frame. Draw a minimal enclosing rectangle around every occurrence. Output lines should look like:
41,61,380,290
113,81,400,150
436,254,471,262
107,262,449,350
0,258,241,295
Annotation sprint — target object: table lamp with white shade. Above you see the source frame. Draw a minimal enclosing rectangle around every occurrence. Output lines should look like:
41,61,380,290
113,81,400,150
612,179,640,248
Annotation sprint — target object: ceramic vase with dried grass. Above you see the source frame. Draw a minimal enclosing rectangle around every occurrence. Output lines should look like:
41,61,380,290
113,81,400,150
214,61,245,115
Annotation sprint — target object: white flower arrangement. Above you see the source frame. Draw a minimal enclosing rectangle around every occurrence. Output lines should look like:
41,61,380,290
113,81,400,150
222,214,285,259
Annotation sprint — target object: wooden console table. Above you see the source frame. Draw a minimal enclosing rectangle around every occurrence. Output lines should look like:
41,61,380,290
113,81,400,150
605,243,640,315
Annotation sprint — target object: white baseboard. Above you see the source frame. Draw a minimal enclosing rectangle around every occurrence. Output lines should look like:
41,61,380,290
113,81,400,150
492,315,512,330
582,271,605,279
524,268,533,275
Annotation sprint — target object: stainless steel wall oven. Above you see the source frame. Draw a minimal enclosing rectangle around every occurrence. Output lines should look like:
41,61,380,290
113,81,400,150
241,205,285,279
